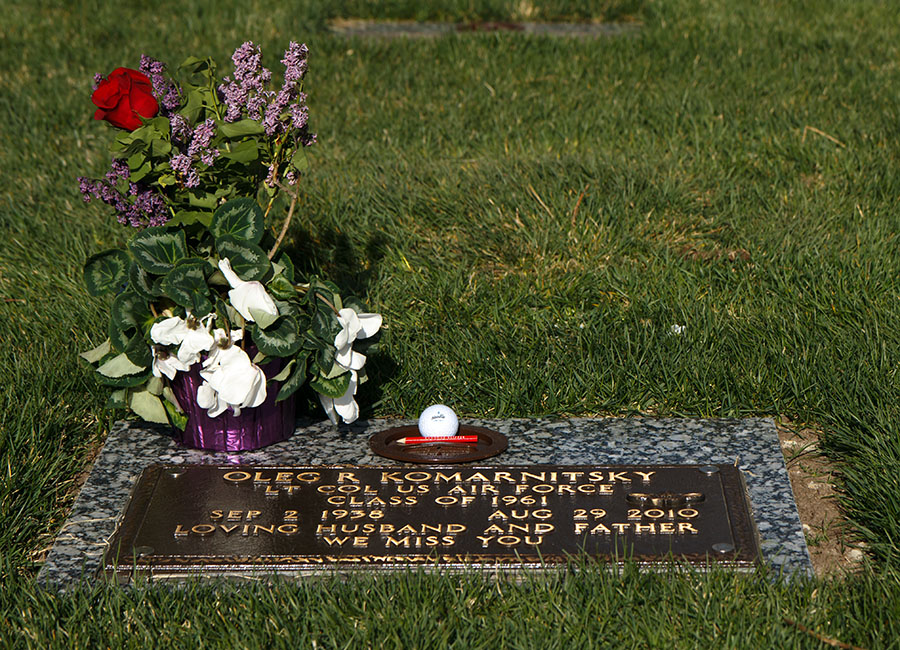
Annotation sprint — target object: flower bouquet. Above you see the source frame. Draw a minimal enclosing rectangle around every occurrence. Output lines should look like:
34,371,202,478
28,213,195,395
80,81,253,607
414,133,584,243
77,42,381,451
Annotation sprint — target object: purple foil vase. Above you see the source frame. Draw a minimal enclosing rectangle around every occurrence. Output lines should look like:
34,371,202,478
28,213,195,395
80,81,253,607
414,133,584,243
170,352,296,452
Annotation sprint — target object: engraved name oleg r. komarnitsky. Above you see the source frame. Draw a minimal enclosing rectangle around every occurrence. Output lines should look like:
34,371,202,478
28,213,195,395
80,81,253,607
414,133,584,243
104,464,760,579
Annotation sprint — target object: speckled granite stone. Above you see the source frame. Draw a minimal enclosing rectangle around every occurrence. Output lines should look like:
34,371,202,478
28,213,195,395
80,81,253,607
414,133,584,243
37,417,811,587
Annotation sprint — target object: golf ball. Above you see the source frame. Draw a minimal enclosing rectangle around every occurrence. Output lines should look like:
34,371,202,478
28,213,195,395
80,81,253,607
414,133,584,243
417,404,459,438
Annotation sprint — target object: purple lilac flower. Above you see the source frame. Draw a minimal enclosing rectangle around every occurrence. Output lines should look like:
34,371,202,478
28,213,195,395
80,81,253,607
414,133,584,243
245,94,269,122
104,158,131,184
139,54,182,113
162,85,181,112
281,42,308,83
132,189,169,227
219,83,248,122
260,44,312,137
170,153,200,188
289,103,308,130
285,170,297,186
264,163,278,187
170,114,192,144
92,73,104,91
200,149,220,166
188,119,216,153
78,177,99,201
187,119,220,166
78,175,168,228
218,42,273,123
262,88,293,136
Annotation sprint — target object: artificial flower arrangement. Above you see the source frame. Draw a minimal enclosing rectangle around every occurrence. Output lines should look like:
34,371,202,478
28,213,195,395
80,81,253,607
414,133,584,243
77,42,381,450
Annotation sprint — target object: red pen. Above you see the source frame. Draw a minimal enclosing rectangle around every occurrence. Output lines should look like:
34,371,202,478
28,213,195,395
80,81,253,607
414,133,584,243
396,435,479,445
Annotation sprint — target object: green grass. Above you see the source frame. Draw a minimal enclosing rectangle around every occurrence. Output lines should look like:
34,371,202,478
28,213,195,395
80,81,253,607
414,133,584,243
4,0,900,645
3,566,900,649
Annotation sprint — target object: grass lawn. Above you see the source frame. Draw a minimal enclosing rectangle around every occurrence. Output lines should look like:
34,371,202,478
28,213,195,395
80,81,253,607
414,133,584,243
3,0,900,646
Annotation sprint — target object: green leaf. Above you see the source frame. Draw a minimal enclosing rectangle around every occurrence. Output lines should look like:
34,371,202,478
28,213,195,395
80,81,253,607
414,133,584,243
180,89,205,124
162,397,188,430
162,386,182,410
127,152,146,169
124,333,153,367
210,198,264,244
267,274,296,300
106,389,128,409
109,291,152,351
129,161,152,183
97,352,146,378
218,119,265,138
156,173,176,188
129,389,169,424
83,249,131,296
291,147,309,172
168,210,212,227
302,330,328,351
274,298,300,321
324,360,348,379
271,359,295,383
343,296,368,314
276,354,308,402
187,190,218,209
179,55,213,76
315,346,335,373
310,371,350,399
219,139,258,163
251,316,302,357
272,252,295,282
80,339,111,364
108,316,131,352
146,376,164,395
96,368,152,388
151,137,171,157
216,236,270,282
311,308,338,342
161,259,213,316
128,262,156,301
249,307,279,330
128,227,187,274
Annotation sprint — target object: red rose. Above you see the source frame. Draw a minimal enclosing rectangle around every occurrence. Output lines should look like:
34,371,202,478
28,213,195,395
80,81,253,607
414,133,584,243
91,68,158,131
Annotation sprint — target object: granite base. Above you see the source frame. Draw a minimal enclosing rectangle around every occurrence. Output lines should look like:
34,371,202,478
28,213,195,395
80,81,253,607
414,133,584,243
38,417,811,587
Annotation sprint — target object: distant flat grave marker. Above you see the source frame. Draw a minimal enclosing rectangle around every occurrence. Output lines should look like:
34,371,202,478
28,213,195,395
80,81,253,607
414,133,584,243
104,463,759,581
328,19,641,39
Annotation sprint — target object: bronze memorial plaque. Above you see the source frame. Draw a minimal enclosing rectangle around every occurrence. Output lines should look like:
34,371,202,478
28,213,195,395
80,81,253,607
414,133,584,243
104,464,760,581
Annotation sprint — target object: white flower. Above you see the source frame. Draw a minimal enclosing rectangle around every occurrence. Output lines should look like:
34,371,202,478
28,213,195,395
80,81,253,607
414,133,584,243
334,308,382,371
218,258,278,323
199,338,266,417
196,381,228,418
317,370,360,424
150,316,189,346
149,313,217,373
176,320,216,366
151,346,189,380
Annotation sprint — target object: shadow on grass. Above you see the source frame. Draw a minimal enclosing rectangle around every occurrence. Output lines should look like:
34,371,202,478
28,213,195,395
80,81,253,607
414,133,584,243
282,223,389,300
280,223,398,420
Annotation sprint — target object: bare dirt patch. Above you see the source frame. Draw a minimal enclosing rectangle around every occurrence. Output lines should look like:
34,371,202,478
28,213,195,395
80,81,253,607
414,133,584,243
777,417,865,576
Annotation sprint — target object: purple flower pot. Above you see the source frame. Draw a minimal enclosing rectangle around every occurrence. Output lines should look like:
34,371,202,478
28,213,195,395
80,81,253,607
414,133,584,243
170,351,296,452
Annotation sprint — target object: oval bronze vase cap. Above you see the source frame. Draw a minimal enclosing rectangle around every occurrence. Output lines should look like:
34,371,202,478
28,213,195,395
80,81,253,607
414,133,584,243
369,425,507,463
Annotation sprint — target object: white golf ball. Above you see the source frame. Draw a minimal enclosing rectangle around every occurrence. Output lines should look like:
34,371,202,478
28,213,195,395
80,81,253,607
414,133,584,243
417,404,459,437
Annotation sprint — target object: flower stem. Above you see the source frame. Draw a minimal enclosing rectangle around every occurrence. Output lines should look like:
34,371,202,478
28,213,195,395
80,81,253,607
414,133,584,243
268,188,298,260
314,292,341,316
